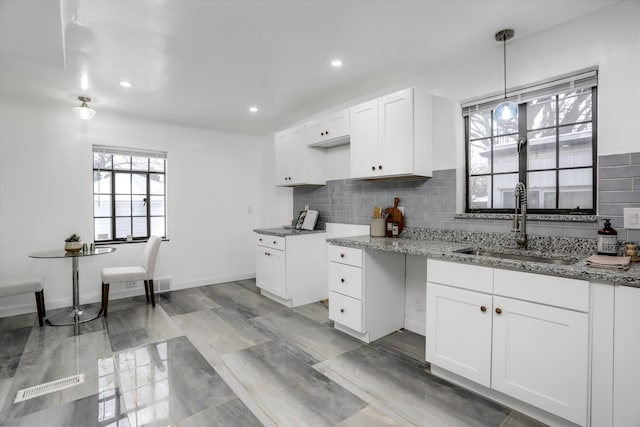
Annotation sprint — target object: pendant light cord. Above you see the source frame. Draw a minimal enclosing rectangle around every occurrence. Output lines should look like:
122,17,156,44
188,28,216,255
503,35,507,99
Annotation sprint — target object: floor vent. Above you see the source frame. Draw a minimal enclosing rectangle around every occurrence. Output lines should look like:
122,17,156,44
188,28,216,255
14,374,85,403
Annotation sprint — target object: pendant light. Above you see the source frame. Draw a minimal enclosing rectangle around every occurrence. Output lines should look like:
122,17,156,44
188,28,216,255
494,29,517,123
72,96,96,120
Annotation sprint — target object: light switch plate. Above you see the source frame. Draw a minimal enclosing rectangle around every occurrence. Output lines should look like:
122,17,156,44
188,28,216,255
623,208,640,229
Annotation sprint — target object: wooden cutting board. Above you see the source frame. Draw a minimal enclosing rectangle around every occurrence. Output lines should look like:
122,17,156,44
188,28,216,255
386,197,404,234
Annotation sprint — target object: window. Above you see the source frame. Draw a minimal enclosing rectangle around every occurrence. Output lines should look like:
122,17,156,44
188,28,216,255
93,146,167,242
464,70,597,214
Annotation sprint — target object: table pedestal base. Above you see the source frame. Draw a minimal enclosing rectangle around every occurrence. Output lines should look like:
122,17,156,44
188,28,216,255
45,306,102,326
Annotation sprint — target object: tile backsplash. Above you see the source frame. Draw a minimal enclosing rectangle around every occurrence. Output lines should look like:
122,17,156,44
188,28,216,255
294,152,640,243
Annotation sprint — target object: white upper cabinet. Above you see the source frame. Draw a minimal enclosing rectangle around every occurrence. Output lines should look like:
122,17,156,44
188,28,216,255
350,88,432,179
306,109,350,148
275,125,325,186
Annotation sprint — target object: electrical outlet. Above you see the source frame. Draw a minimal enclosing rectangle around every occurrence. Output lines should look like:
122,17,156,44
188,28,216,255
415,297,422,312
624,208,640,229
305,204,309,210
247,205,252,214
126,281,137,288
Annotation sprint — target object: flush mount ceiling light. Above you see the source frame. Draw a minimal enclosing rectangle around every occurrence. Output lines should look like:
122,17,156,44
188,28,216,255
119,80,132,88
330,59,343,67
72,96,96,120
249,106,259,113
494,29,517,123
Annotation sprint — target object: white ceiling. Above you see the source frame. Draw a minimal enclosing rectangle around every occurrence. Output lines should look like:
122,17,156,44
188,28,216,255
0,0,620,135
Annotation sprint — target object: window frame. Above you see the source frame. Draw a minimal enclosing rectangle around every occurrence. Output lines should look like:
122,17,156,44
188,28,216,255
93,146,167,243
464,85,597,215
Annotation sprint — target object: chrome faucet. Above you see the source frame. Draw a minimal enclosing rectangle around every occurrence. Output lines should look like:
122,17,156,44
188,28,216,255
513,182,528,249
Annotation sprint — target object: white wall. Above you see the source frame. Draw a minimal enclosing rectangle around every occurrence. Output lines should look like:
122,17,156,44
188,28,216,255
0,96,268,316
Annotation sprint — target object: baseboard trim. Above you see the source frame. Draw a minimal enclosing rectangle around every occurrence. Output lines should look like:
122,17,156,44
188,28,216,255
403,318,426,336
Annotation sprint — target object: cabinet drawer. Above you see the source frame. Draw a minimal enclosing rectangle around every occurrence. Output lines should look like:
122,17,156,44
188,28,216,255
328,245,363,267
427,259,493,294
493,269,589,312
256,234,286,250
329,291,363,332
329,262,362,299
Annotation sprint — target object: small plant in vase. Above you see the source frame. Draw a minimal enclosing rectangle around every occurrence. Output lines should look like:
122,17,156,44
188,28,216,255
64,234,82,252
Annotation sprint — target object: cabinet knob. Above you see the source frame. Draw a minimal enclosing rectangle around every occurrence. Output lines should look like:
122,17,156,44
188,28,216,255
326,130,329,135
273,241,277,245
495,307,502,314
259,238,262,242
340,253,345,258
371,166,376,171
321,132,325,136
480,305,487,312
378,165,383,170
264,252,268,256
340,308,345,313
340,278,345,283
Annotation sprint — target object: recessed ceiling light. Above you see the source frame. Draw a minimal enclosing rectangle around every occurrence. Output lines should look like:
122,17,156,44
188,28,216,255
249,106,259,113
330,59,343,67
119,81,132,88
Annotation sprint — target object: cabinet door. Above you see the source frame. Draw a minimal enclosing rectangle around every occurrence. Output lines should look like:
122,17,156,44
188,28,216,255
426,283,493,387
269,248,287,299
378,88,414,177
255,247,272,290
288,125,307,186
274,130,293,186
492,296,588,426
350,99,379,179
325,109,349,141
305,119,325,145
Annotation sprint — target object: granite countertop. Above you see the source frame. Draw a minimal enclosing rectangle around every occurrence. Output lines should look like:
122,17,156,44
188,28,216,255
254,227,326,237
327,235,640,288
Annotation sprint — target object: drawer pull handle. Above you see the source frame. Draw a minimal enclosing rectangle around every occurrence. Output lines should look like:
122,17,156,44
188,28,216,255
480,305,487,312
378,165,382,170
340,308,345,313
259,238,262,242
340,278,345,283
495,307,502,314
371,166,376,171
340,253,345,258
273,241,277,244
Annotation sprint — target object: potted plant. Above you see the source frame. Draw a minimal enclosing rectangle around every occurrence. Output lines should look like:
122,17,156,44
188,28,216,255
64,234,82,252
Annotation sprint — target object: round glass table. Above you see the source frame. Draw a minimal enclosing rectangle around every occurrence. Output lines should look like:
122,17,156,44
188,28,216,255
29,247,116,326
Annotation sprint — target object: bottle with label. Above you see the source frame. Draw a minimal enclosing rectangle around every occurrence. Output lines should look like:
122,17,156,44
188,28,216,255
597,218,618,256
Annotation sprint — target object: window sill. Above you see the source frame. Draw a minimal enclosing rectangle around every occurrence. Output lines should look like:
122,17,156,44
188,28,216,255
455,213,597,223
95,238,170,245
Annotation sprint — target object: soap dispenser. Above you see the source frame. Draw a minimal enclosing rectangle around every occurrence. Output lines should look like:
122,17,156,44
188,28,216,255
597,218,618,256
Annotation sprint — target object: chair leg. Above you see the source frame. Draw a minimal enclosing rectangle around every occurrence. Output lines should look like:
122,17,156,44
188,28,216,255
34,290,45,327
144,280,150,302
101,282,110,317
149,279,156,308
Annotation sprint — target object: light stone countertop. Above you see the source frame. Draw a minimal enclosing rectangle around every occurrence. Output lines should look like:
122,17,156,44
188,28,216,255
326,235,640,288
254,228,326,237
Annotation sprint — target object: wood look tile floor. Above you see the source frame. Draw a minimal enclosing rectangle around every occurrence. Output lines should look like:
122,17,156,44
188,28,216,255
0,280,548,427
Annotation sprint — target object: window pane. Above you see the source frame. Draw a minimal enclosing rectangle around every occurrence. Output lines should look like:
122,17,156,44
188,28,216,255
559,168,593,209
94,195,111,217
527,170,556,209
150,158,165,172
559,123,593,168
94,171,112,194
132,195,146,216
527,129,556,170
151,217,164,237
469,139,491,175
493,173,518,209
469,176,491,209
493,135,518,173
527,95,555,129
113,155,131,170
94,218,112,241
115,173,131,194
115,195,131,216
150,196,165,215
469,111,492,140
150,174,165,195
94,153,112,169
132,217,147,237
493,116,518,136
115,217,131,238
559,89,591,125
131,174,147,195
132,156,148,171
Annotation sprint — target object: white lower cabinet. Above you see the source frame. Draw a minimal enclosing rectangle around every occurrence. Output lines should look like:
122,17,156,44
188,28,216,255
255,232,326,307
328,245,404,343
426,259,589,427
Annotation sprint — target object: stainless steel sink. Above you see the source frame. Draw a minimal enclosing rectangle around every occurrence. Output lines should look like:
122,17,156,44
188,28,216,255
454,248,578,265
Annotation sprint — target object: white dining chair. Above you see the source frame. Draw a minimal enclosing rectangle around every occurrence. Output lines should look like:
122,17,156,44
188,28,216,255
0,276,45,326
100,235,162,317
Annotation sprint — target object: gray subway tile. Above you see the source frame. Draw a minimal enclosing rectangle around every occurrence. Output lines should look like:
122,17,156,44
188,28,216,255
627,229,640,243
599,165,640,179
599,178,633,191
598,204,627,217
599,191,640,203
598,153,630,167
634,178,640,190
630,152,640,165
